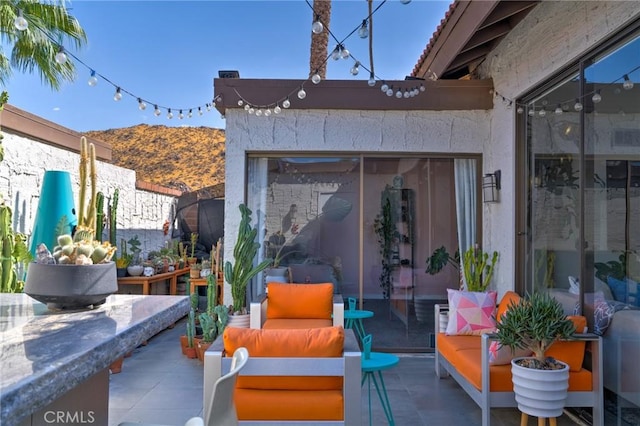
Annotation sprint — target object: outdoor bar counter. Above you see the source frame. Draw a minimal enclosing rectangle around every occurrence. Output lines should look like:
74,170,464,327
0,294,189,426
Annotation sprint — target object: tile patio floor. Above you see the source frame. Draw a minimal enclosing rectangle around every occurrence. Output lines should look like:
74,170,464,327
108,318,595,426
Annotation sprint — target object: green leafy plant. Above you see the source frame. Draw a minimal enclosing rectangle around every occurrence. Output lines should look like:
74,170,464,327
224,204,271,314
373,198,395,299
495,291,575,369
425,244,498,292
594,252,626,282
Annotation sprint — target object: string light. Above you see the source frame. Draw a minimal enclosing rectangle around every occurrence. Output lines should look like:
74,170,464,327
54,46,67,65
87,70,98,87
297,88,307,99
167,109,173,119
179,110,184,119
14,10,28,31
555,104,563,115
312,15,324,34
350,61,360,76
574,99,583,111
368,72,376,87
283,99,291,109
154,105,161,117
113,87,122,102
137,98,146,110
592,89,602,103
311,73,321,84
623,74,634,90
358,20,368,39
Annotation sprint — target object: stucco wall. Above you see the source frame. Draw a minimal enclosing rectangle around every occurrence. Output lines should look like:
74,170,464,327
0,130,177,260
477,0,640,296
223,108,491,304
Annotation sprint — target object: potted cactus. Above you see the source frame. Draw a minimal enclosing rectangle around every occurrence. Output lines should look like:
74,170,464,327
24,137,117,310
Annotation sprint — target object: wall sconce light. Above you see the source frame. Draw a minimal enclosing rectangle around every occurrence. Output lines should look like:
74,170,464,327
483,170,501,203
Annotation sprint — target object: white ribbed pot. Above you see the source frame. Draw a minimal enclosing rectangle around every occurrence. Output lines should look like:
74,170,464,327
227,313,250,328
511,357,570,418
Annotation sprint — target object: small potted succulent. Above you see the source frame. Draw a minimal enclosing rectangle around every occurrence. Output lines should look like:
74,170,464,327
495,291,576,418
25,137,117,309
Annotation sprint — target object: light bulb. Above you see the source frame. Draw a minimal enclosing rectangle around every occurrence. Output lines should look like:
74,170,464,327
350,63,360,76
283,99,291,109
400,0,411,4
386,88,393,96
237,100,244,106
14,10,28,31
113,88,122,101
592,90,602,103
528,109,535,116
395,90,402,98
358,20,368,39
311,73,321,84
381,83,389,92
206,104,211,111
264,109,271,117
555,105,563,115
419,84,425,92
198,107,203,116
220,114,225,120
88,70,98,87
623,74,634,90
368,72,376,87
244,104,250,111
341,47,350,59
312,20,323,34
154,106,161,117
54,50,67,65
331,46,340,61
574,100,583,111
167,109,173,119
274,105,281,114
188,109,193,118
256,109,263,117
516,106,524,114
297,88,306,99
179,110,184,119
538,108,546,117
403,90,410,99
248,107,254,114
138,98,146,110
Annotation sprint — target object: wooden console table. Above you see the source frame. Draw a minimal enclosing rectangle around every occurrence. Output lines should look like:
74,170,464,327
117,267,190,295
189,276,224,306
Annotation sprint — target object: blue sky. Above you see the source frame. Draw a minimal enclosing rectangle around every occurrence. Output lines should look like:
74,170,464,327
4,0,451,131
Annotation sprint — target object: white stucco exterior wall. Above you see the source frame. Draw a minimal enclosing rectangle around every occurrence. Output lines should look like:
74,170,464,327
478,0,640,296
223,108,491,305
1,131,177,259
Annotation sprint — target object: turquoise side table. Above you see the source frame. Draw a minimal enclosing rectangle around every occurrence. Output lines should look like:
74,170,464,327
344,297,373,343
361,334,399,426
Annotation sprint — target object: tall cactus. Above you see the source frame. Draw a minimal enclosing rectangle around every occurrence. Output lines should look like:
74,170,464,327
0,203,16,292
186,309,195,348
108,188,119,248
95,191,104,242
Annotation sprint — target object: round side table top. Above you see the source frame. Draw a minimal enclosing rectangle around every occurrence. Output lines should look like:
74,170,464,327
362,352,399,372
344,309,374,320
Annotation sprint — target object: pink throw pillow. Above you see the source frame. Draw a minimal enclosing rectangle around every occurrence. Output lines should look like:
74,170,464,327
488,340,532,365
446,289,497,335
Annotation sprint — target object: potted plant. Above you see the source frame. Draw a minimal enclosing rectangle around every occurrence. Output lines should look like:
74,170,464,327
190,262,202,279
24,137,117,309
264,224,300,284
187,232,198,266
224,204,271,327
495,291,576,418
115,238,131,277
425,244,498,292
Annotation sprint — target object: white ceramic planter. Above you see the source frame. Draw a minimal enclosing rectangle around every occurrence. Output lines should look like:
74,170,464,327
227,313,250,328
511,357,570,418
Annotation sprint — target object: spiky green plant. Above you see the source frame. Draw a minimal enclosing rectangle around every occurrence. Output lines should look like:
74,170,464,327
51,137,115,264
108,188,119,248
495,291,576,365
224,204,271,314
186,309,195,348
462,245,498,292
95,191,104,241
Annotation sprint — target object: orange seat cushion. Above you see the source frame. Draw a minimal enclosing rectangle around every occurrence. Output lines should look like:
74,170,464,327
266,283,334,320
223,326,344,390
262,318,333,329
545,315,587,372
235,388,343,421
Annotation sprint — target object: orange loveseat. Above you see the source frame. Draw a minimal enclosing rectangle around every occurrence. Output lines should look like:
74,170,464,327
434,291,603,426
249,282,344,329
203,326,361,424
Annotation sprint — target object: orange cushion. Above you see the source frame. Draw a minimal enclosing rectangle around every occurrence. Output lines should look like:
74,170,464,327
266,283,333,319
496,291,521,322
545,315,587,372
262,318,333,329
235,389,343,421
223,326,344,390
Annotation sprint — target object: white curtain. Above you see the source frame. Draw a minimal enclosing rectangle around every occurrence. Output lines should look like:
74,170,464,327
454,159,477,289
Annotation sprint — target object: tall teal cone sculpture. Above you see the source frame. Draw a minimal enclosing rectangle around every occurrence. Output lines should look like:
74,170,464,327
29,170,77,257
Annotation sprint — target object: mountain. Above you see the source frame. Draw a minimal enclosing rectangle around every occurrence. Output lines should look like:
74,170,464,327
86,124,225,193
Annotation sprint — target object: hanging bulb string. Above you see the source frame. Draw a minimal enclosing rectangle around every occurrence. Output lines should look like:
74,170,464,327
495,63,639,112
20,14,218,119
